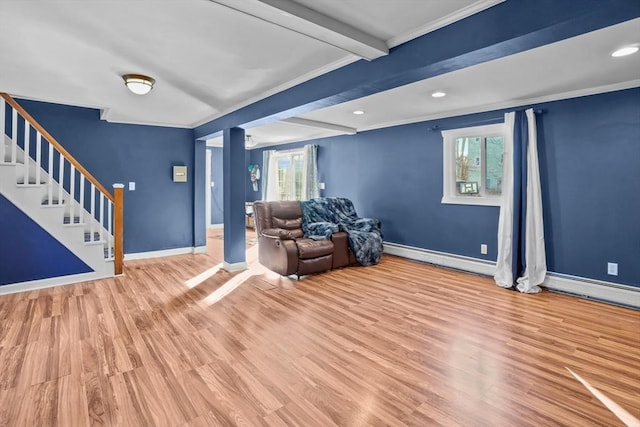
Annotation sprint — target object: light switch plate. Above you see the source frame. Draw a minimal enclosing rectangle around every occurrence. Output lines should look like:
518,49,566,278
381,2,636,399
128,182,135,191
173,166,188,182
173,166,187,182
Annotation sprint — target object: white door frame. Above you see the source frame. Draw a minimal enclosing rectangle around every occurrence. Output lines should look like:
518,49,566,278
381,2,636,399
205,148,212,227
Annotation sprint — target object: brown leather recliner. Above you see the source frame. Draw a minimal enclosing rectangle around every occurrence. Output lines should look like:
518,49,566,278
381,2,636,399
253,200,357,276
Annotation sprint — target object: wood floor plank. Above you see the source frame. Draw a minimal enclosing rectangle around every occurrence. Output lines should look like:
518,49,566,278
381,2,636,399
0,228,638,426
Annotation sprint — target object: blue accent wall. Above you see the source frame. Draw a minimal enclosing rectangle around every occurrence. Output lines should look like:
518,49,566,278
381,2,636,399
17,99,196,254
209,147,224,224
247,88,640,287
0,194,92,286
193,140,206,248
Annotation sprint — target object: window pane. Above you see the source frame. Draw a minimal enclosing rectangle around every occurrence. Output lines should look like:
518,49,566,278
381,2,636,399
293,154,304,201
278,157,292,200
485,136,504,195
455,137,481,195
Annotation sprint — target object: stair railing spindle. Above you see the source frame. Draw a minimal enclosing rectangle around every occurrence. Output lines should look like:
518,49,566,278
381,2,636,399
0,98,5,162
11,108,17,163
57,152,64,205
35,132,41,185
108,201,113,259
69,165,75,224
48,144,53,205
23,124,30,184
90,184,95,242
79,175,85,225
99,193,104,243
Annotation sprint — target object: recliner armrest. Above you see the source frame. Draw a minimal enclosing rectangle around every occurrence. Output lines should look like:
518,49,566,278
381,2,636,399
257,234,299,276
261,228,301,240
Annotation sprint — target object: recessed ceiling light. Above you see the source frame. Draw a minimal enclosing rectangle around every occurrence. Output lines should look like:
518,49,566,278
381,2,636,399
353,110,365,115
432,91,446,98
611,46,639,57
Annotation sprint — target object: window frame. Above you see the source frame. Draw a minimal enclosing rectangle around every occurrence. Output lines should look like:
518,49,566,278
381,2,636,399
273,148,305,201
441,123,509,207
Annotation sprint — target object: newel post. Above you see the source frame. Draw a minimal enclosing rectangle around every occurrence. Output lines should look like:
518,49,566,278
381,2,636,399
113,183,125,275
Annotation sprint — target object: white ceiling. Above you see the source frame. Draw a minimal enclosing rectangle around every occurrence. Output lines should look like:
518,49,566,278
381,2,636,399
1,1,638,148
0,0,500,128
299,18,640,132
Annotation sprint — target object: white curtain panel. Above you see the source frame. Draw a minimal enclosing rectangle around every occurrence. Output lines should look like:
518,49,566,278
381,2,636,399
303,144,319,200
262,149,280,201
494,108,546,293
516,109,546,293
495,112,516,289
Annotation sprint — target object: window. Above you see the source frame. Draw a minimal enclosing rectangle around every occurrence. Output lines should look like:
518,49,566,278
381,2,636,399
264,144,318,201
442,123,508,206
275,149,305,200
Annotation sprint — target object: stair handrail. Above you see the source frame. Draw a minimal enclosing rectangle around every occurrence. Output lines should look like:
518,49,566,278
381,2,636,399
0,93,114,203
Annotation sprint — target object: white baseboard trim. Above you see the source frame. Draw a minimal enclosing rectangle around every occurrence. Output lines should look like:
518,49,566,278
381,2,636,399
544,272,640,308
383,241,639,309
383,242,495,276
124,246,206,261
207,223,223,229
223,261,248,272
0,271,112,296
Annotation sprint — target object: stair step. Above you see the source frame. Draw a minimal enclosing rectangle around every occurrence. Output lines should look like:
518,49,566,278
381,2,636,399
41,199,66,206
0,160,25,165
104,247,115,259
63,216,82,225
84,232,102,242
17,181,47,186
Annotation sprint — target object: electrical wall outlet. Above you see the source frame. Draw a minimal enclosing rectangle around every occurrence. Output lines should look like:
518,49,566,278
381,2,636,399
480,244,488,255
607,262,618,276
318,182,326,190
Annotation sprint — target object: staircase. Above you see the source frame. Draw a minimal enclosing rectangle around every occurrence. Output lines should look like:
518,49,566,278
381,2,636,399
0,93,123,289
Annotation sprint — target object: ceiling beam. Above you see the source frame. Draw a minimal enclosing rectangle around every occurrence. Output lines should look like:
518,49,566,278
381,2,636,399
281,117,357,135
210,0,388,60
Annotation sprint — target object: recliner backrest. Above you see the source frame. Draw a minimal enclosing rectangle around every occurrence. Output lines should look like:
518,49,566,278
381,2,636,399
253,201,302,235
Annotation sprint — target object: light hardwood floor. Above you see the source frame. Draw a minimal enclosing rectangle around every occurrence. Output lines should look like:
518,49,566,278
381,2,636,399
0,229,638,426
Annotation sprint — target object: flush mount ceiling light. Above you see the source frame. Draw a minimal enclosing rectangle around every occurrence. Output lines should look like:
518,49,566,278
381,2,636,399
431,91,446,98
352,110,365,115
611,46,639,57
245,135,258,148
122,74,155,95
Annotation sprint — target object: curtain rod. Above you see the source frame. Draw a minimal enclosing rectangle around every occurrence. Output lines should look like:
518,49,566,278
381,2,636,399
427,109,546,132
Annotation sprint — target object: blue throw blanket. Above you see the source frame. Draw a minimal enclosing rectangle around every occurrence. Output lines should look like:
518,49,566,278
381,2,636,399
300,198,383,266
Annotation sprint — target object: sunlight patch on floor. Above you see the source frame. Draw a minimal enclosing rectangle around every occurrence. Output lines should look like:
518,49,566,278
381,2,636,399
567,368,640,427
183,263,223,288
